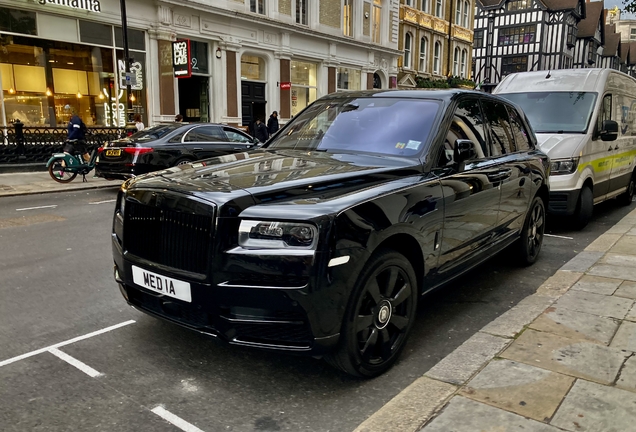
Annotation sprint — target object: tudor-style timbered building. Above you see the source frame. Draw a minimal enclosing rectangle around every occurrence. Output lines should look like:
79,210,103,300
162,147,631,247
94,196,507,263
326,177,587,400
473,0,586,90
600,24,622,70
573,0,604,68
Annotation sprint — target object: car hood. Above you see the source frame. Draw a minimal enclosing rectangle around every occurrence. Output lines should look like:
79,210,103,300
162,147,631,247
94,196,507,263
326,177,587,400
126,149,422,214
536,133,588,160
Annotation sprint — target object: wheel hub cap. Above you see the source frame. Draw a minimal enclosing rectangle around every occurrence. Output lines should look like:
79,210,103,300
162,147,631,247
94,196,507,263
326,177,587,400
376,301,392,329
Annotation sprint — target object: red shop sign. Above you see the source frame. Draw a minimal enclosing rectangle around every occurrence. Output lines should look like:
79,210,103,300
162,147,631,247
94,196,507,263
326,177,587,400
280,82,291,90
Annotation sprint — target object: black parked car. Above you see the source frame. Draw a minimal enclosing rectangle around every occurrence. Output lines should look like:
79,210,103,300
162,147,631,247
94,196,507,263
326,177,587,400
112,90,549,377
96,123,259,180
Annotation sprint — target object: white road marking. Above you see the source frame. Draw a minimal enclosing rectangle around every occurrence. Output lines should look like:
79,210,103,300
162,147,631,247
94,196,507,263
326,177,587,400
0,320,135,368
89,199,116,205
48,348,102,377
152,406,205,432
15,205,58,211
544,234,574,240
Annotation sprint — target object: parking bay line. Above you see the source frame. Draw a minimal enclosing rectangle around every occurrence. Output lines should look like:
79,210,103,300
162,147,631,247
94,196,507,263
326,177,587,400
0,320,135,368
15,205,58,211
545,233,574,240
89,199,116,205
49,347,102,378
152,406,206,432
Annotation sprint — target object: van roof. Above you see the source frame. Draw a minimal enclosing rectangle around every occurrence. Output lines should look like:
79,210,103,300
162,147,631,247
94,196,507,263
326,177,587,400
494,68,615,94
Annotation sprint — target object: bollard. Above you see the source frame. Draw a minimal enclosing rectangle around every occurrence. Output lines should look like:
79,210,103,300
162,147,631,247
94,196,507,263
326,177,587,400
13,119,26,159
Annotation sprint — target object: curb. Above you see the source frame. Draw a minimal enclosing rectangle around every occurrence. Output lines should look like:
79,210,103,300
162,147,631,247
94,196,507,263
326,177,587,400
0,164,48,174
0,183,120,198
353,212,636,432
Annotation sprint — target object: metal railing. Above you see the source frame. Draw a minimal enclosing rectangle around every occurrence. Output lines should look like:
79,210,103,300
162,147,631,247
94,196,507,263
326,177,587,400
0,127,124,164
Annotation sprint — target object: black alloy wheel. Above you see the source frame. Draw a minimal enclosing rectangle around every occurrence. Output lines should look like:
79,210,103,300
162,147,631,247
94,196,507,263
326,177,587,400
518,196,545,266
48,159,77,183
326,249,417,378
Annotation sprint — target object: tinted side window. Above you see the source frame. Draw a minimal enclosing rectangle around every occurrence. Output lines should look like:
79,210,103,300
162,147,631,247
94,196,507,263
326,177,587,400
438,98,488,167
224,128,251,143
185,126,227,142
507,107,531,152
482,100,515,156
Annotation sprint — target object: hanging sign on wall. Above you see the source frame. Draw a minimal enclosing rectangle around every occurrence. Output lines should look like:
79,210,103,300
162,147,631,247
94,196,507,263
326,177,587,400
172,40,192,78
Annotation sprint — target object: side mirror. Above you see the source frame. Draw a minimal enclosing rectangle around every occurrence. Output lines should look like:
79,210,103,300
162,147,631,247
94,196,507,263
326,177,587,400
600,120,618,141
454,139,477,164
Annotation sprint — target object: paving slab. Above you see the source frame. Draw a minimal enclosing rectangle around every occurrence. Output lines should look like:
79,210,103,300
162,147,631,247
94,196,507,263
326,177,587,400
570,274,622,296
501,329,630,385
584,233,622,252
607,235,636,255
609,320,636,353
551,379,636,432
553,290,633,319
587,263,636,283
529,306,620,345
615,281,636,300
425,332,509,385
459,359,574,422
559,251,604,272
420,396,562,432
606,224,632,235
535,271,583,298
480,295,555,339
353,377,456,432
627,304,636,322
616,355,636,393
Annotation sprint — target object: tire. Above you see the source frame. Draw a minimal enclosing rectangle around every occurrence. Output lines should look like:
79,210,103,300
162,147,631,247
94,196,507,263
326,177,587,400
174,157,195,167
617,174,635,206
573,186,593,230
48,158,77,183
517,196,546,266
325,249,418,378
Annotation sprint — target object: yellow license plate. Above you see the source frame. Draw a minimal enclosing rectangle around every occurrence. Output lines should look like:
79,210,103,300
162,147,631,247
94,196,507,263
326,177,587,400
105,149,121,156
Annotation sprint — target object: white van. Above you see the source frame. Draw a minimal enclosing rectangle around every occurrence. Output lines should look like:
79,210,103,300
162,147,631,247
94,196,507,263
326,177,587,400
494,68,636,228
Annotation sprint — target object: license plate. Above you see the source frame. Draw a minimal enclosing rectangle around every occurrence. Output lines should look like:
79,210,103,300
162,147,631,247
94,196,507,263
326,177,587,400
131,265,191,302
105,149,121,156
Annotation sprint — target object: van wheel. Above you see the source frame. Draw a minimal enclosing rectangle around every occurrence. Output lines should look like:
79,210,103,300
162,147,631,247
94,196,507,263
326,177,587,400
618,174,635,206
574,186,593,230
325,249,417,378
517,196,545,266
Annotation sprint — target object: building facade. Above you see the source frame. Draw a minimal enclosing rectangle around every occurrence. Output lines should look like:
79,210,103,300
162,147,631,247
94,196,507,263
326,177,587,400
572,0,604,68
0,0,402,130
472,0,586,90
397,0,474,88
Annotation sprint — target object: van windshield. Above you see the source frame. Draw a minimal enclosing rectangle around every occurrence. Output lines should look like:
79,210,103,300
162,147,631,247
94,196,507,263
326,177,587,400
266,98,440,157
498,92,597,134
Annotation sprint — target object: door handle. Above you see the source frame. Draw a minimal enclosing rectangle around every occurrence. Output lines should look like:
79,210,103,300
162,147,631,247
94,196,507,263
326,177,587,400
193,147,203,151
488,169,512,181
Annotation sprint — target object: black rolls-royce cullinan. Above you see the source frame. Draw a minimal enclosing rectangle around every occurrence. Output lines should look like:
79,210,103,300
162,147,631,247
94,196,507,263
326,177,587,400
112,90,550,377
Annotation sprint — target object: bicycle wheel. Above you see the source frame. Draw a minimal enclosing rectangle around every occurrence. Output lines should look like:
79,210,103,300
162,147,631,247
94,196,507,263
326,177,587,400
48,158,77,183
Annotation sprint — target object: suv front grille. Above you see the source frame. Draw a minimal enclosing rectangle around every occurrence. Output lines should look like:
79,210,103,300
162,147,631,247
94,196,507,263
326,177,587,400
124,201,213,274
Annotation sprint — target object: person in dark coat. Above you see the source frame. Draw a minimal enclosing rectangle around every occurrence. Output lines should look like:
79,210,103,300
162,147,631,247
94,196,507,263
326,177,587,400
267,111,279,135
66,111,89,161
254,118,269,143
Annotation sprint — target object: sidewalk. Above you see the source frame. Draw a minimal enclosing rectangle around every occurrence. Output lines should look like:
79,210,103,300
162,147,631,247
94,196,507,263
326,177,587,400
356,208,636,432
0,172,121,198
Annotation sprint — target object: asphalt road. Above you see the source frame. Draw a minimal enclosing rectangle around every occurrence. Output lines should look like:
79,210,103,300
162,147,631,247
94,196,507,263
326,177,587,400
0,188,632,432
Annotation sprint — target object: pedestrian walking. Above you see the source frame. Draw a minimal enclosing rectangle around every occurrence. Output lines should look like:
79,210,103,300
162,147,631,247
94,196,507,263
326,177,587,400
254,118,269,143
267,110,279,135
134,114,145,131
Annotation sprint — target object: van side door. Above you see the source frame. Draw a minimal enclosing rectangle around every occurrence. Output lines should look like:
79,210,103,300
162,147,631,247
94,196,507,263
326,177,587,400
609,93,636,195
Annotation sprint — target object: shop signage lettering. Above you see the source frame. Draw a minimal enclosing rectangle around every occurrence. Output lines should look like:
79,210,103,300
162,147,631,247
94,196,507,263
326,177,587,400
280,82,291,90
172,40,192,78
38,0,102,13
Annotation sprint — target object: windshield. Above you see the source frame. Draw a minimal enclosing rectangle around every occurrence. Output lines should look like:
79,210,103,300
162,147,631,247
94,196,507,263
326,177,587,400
498,92,597,134
267,97,441,157
131,124,181,141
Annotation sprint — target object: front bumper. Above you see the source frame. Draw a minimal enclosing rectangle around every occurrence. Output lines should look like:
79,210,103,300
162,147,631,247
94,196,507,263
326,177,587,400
95,163,158,180
548,189,580,215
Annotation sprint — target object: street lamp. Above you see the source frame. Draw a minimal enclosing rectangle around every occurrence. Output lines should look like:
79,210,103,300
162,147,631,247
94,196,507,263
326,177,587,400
119,0,137,136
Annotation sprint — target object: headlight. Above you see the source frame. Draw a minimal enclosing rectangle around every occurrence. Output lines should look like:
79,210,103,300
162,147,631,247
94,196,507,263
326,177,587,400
550,158,579,175
238,220,317,249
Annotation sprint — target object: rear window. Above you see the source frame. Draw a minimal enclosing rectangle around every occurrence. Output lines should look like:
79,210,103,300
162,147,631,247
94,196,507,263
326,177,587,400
131,125,181,142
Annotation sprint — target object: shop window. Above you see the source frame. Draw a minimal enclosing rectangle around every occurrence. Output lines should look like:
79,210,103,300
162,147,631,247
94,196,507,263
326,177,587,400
115,27,146,51
337,68,361,90
498,24,536,45
0,7,37,35
79,21,113,47
502,56,528,75
190,41,209,74
241,55,266,81
291,60,317,116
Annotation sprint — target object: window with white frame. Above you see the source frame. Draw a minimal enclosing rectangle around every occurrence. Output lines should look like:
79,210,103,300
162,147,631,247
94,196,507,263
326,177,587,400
404,33,412,69
405,0,413,6
463,1,469,27
453,47,459,76
455,0,461,24
461,49,467,78
434,41,441,74
421,0,429,13
373,0,382,43
419,37,428,71
296,0,307,25
435,0,443,18
337,67,362,90
250,0,265,14
343,0,353,36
